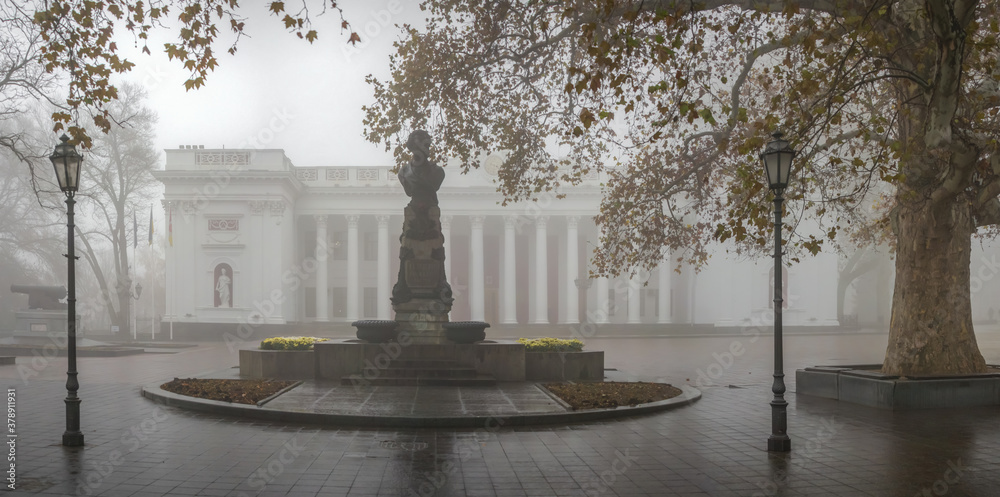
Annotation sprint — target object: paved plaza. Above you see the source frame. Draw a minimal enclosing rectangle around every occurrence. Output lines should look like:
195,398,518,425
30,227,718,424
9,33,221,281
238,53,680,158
4,330,1000,496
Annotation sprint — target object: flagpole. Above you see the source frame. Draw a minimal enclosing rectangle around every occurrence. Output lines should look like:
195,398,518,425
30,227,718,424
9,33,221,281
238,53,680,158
151,254,155,340
168,202,173,341
132,260,137,341
150,205,155,340
132,209,137,341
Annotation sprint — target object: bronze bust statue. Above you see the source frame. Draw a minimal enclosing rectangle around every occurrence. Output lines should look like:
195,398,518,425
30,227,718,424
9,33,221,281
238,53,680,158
397,130,445,207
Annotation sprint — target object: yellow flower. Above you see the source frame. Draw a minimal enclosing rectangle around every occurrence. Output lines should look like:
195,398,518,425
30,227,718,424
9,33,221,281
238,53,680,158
516,337,584,352
259,336,329,350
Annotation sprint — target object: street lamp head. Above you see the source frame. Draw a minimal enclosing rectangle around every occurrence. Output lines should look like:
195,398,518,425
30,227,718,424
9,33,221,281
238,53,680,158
759,132,796,193
50,134,83,193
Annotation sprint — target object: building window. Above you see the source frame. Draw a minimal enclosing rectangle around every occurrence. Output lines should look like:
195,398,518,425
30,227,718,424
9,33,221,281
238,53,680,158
303,231,316,259
305,287,316,318
363,287,378,318
642,289,658,317
332,287,346,317
363,232,378,261
332,232,347,260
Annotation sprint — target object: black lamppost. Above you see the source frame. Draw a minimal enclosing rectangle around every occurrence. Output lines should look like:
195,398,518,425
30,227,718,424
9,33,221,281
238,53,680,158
760,131,795,453
51,134,84,447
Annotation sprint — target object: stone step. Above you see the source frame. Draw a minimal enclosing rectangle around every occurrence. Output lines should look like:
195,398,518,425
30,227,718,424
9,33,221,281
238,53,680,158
380,367,477,378
388,359,461,368
340,375,497,387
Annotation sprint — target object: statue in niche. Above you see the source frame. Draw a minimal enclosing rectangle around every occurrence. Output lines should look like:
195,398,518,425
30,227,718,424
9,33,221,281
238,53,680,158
215,265,232,308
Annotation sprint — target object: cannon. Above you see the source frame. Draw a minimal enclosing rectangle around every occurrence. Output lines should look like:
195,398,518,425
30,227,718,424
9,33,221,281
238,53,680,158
10,285,67,310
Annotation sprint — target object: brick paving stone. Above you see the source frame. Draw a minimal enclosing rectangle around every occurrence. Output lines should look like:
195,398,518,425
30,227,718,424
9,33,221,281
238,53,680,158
2,333,999,495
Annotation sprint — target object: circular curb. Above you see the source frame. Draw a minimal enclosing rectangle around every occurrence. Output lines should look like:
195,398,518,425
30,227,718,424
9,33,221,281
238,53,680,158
141,383,701,428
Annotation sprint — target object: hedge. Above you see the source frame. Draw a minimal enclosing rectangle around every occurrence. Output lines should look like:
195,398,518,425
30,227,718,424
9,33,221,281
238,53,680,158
259,336,329,351
516,337,584,352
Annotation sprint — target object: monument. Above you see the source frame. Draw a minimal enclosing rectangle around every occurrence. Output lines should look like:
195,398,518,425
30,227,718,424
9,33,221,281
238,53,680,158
304,131,601,384
9,285,70,337
390,130,454,344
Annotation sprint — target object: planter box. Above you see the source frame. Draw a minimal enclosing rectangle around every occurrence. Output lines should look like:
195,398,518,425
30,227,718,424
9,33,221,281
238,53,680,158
240,349,315,380
525,351,604,382
314,339,526,381
796,365,1000,409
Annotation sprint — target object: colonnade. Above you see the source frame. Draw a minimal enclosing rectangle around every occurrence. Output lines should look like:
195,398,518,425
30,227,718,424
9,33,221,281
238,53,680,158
308,213,674,325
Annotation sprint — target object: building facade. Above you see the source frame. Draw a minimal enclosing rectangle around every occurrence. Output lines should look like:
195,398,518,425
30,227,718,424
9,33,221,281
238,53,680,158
156,147,864,336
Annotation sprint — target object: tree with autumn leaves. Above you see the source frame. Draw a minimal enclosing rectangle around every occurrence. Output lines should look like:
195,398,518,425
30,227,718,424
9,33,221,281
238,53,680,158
362,1,999,376
30,0,358,147
28,1,1000,375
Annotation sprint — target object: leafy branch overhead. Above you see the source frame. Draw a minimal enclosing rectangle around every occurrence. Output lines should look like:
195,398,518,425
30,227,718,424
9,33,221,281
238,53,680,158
363,1,1000,279
32,0,359,148
364,1,999,376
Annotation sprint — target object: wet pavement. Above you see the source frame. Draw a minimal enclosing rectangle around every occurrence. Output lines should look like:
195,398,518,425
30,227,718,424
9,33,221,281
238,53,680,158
145,368,698,427
3,329,1000,496
262,381,566,417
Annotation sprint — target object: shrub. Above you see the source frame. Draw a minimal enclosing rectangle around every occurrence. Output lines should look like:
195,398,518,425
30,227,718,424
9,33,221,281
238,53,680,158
259,336,329,351
517,337,584,352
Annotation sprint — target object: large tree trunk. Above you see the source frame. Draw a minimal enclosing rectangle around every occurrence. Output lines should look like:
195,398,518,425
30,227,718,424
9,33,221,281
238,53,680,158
884,199,987,375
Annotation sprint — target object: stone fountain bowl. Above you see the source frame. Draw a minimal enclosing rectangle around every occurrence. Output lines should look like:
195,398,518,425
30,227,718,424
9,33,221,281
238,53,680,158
353,320,399,343
442,321,490,344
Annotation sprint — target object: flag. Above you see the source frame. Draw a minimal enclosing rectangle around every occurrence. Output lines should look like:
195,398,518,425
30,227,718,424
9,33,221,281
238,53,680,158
168,204,173,247
133,210,137,248
148,205,154,245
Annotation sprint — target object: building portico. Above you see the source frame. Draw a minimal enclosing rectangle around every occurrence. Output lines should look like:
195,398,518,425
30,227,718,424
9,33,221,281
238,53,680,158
155,147,845,338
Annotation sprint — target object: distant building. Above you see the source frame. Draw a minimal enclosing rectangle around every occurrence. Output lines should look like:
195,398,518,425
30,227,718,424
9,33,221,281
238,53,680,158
155,147,929,338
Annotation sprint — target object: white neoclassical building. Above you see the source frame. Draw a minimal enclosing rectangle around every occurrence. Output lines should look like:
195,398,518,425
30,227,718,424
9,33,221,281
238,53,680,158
155,146,903,338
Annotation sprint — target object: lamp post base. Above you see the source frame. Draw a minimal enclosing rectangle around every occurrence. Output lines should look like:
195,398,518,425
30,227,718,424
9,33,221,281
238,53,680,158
63,396,83,447
767,435,790,452
62,432,84,447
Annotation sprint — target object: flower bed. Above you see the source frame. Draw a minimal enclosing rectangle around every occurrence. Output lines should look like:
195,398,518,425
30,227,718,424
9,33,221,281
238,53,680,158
160,378,296,405
543,382,682,410
516,337,584,352
240,336,329,379
519,338,602,381
259,336,329,350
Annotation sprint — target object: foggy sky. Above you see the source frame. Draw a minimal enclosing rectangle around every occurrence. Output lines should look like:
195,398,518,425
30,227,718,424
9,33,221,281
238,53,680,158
116,0,422,168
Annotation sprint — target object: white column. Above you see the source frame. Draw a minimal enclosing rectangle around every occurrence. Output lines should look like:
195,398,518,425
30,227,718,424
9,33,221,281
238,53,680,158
376,215,390,319
628,273,642,323
440,215,452,282
595,277,610,323
470,216,486,321
594,232,610,324
533,216,549,324
658,259,672,324
163,201,176,337
502,216,518,324
565,216,580,324
315,215,329,322
346,214,360,321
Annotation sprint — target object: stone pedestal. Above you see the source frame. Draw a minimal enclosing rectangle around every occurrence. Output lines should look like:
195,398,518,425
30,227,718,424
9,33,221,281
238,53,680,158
394,300,452,344
11,310,69,337
314,339,526,381
392,203,453,344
